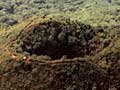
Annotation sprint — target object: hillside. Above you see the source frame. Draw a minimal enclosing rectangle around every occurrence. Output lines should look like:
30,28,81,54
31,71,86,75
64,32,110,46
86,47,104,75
0,0,120,27
0,0,120,90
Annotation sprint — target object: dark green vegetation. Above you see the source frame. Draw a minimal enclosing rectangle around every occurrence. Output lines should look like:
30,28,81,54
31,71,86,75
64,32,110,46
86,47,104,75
18,19,100,59
0,17,119,90
0,0,120,90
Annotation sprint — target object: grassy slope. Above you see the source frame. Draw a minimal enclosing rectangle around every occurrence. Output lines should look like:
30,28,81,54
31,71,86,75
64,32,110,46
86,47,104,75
0,0,120,89
0,0,120,27
0,0,119,65
61,0,120,26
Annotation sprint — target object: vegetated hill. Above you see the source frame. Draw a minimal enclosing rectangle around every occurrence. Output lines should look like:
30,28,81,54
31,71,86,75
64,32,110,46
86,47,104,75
0,16,120,90
0,0,120,27
0,0,120,90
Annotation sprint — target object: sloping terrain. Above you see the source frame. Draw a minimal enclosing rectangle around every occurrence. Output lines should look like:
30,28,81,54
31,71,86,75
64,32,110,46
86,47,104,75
0,16,120,90
0,0,120,27
0,0,120,90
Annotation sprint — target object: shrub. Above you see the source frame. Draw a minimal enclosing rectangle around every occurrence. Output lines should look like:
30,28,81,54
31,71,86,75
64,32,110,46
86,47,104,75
17,18,100,59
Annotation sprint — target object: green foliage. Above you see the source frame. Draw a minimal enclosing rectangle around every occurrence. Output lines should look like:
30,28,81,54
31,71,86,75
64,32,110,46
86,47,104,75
18,18,99,59
0,0,120,90
0,0,120,28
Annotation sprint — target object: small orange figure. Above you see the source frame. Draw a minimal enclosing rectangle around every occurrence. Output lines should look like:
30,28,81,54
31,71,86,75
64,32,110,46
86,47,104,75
23,56,31,64
23,56,27,60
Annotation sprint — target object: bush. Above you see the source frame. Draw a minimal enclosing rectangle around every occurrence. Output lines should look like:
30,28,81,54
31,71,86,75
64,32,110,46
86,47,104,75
17,18,100,59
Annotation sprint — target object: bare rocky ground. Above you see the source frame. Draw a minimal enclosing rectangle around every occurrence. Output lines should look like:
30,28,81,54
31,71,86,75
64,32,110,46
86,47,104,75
0,59,107,90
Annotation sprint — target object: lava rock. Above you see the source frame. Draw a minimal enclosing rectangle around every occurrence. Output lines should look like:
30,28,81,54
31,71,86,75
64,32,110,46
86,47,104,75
0,6,3,10
34,0,45,4
103,39,111,48
5,19,18,26
4,5,14,14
